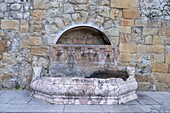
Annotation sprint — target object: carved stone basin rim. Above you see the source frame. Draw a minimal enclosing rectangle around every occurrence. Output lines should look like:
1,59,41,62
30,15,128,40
30,66,138,105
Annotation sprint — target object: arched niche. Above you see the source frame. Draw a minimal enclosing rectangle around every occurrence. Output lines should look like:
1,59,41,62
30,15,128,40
54,25,112,45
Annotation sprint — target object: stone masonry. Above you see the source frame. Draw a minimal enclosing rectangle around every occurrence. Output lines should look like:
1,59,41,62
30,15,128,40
0,0,170,91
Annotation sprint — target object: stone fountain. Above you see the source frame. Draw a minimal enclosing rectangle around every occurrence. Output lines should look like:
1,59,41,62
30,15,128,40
30,25,138,104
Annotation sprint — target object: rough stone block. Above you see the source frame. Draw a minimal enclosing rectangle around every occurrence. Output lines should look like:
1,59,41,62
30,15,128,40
145,35,153,45
0,73,14,80
154,54,164,63
135,19,147,27
165,46,170,54
120,33,134,43
20,20,28,33
153,73,170,83
166,30,170,37
137,82,150,91
143,28,158,35
0,41,6,52
0,30,4,36
153,36,164,45
120,19,134,26
133,53,142,62
137,45,146,53
32,10,46,21
29,36,42,46
165,54,170,63
123,7,138,19
119,53,132,63
152,63,169,73
147,45,164,54
120,26,131,33
119,43,136,53
165,38,170,45
110,8,115,20
158,28,166,36
31,25,43,32
1,20,19,31
2,52,10,63
111,0,130,8
130,0,138,7
34,0,49,9
31,47,48,56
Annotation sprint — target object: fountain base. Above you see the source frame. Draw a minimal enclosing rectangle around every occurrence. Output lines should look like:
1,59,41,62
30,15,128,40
30,67,138,104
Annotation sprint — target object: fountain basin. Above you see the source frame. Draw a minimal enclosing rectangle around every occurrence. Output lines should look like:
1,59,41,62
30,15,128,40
30,67,138,104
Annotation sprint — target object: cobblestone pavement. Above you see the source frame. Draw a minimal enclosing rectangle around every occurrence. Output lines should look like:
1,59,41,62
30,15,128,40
0,90,170,113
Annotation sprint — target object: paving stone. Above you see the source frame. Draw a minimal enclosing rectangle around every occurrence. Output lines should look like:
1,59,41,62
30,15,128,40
6,105,64,113
28,98,48,105
152,105,170,112
136,97,160,105
64,105,104,113
0,90,19,97
143,92,166,99
0,104,11,112
102,105,143,113
8,97,32,104
0,97,14,104
137,105,160,112
159,92,170,98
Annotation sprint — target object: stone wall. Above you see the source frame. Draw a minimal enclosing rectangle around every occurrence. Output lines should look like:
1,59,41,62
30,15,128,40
0,0,169,91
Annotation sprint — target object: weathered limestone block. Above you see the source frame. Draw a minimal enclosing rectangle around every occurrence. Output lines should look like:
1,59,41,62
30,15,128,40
133,53,142,62
152,63,169,73
153,73,170,83
10,3,22,10
119,53,132,63
55,18,64,29
31,47,48,56
104,28,119,37
0,3,6,11
34,0,49,9
135,19,147,27
20,20,29,33
123,7,138,19
165,54,170,63
145,35,153,45
147,45,164,54
1,20,19,31
2,52,10,63
119,43,136,53
31,25,43,32
74,5,88,11
64,3,74,13
120,19,134,26
29,36,42,46
72,13,81,23
110,9,115,20
137,45,146,53
120,26,131,33
153,36,165,45
0,41,6,52
111,0,130,8
70,0,88,4
32,10,46,21
0,73,14,80
154,54,165,63
165,38,170,45
143,28,158,35
97,6,110,17
120,33,134,43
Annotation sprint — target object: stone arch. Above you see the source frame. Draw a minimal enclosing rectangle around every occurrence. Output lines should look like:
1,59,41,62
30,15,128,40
53,24,112,45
